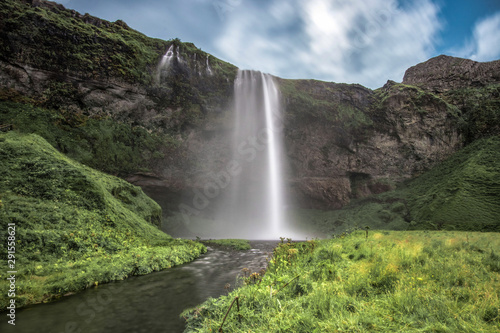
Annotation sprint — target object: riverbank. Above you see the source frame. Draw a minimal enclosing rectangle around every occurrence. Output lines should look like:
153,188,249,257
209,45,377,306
183,230,500,332
0,132,206,311
0,240,277,333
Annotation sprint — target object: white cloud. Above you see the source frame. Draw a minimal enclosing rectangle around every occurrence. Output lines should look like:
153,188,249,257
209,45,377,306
470,12,500,61
214,0,442,89
451,12,500,63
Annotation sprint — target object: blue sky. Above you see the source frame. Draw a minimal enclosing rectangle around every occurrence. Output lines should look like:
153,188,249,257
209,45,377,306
56,0,500,88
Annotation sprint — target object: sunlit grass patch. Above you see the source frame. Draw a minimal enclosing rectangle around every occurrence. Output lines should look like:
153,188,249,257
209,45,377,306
184,230,500,332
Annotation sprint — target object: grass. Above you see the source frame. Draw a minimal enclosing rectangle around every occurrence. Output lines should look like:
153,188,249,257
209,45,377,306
0,132,205,310
406,135,500,231
183,230,500,332
201,239,252,251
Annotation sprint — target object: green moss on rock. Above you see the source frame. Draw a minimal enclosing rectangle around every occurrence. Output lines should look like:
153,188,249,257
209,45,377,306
0,101,177,175
406,135,500,231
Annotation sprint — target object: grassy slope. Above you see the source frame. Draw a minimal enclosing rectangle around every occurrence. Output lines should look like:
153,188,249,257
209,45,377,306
407,135,500,231
292,135,500,235
184,230,500,332
443,84,500,143
0,132,205,310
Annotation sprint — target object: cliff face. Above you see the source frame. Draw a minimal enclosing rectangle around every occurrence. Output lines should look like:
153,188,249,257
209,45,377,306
403,55,500,92
1,0,499,214
280,79,463,209
0,0,237,186
0,0,237,128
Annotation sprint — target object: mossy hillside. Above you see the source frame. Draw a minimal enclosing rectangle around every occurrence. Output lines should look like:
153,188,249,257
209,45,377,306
279,79,374,132
184,231,500,332
0,132,206,310
371,81,460,115
406,135,500,231
292,135,500,235
443,84,500,142
0,100,178,175
1,0,161,83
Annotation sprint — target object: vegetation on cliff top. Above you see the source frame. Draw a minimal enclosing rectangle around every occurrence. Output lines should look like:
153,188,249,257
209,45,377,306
183,231,500,332
0,132,206,310
0,0,236,85
1,0,161,83
279,78,373,132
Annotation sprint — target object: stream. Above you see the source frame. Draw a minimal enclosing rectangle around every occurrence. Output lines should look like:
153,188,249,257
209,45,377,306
1,241,279,333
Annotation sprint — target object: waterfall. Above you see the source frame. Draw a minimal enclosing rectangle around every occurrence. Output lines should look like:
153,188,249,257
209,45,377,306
156,44,176,83
214,70,289,239
176,69,306,239
206,55,213,75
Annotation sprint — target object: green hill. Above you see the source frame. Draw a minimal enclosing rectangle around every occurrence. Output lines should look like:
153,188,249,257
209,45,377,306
0,132,205,310
293,135,500,234
406,135,500,231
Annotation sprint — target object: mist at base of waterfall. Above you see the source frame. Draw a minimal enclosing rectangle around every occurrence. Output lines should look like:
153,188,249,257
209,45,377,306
156,70,311,240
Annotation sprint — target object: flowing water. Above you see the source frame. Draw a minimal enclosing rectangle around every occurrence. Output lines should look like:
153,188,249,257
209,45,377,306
0,241,278,333
0,70,307,332
213,70,295,239
156,44,176,83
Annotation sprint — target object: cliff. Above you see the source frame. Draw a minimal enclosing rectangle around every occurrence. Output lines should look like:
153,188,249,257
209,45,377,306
403,54,500,92
0,0,237,131
279,79,465,209
1,0,499,232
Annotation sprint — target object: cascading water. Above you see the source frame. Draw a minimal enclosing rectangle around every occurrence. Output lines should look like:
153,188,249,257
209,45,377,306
214,70,293,239
206,55,213,75
156,44,176,82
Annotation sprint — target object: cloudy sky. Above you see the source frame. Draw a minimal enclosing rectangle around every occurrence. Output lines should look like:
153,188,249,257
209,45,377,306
57,0,500,88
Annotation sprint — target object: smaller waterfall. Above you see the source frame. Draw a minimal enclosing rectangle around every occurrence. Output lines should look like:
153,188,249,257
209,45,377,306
156,44,176,82
206,55,213,75
161,44,176,66
193,53,200,76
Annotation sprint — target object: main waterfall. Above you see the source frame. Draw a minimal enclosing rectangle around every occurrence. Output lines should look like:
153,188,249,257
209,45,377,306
216,70,289,239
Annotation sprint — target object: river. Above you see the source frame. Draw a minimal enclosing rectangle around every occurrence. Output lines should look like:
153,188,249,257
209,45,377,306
1,241,279,333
